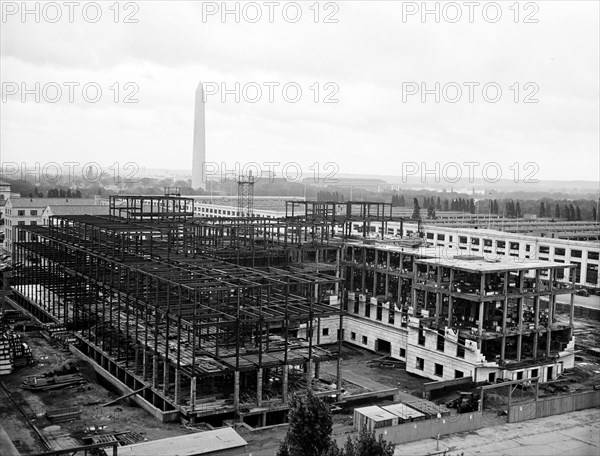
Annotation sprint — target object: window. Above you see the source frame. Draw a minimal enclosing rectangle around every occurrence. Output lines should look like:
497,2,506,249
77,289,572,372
539,246,550,254
322,328,329,336
354,301,359,314
351,332,356,341
427,232,434,240
531,368,539,379
459,236,467,244
510,242,519,250
416,357,424,370
571,250,582,258
555,248,566,256
365,302,371,318
435,363,444,377
437,234,445,241
437,330,445,352
399,348,406,358
376,304,383,321
18,210,25,216
588,251,599,261
471,238,480,245
587,264,598,285
516,371,523,380
455,370,464,379
30,221,37,226
18,221,25,226
525,244,531,252
457,337,465,358
30,210,38,216
362,336,368,345
418,328,425,346
484,239,492,247
388,310,395,325
497,240,506,248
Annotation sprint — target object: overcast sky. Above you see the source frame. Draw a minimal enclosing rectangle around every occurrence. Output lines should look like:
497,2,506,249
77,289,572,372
1,1,599,184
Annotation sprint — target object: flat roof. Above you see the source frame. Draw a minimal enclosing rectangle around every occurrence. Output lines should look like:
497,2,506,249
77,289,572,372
416,256,572,273
381,403,426,420
117,427,247,456
354,405,398,422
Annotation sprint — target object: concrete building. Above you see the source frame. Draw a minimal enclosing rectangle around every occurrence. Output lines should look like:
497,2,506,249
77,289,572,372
2,198,102,253
341,241,576,384
418,226,599,290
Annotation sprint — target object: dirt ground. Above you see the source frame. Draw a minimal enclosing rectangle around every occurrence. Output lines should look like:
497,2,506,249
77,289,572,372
0,330,189,455
2,309,599,455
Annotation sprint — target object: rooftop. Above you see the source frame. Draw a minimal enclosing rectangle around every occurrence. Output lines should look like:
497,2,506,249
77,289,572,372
116,427,247,456
416,255,572,273
6,198,98,208
354,405,398,422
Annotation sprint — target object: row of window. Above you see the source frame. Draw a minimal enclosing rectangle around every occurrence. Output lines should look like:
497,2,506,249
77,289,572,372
430,231,599,262
414,357,464,379
5,209,38,216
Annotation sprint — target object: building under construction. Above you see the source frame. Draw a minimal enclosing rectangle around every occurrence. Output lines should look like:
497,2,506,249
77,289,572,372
8,196,400,425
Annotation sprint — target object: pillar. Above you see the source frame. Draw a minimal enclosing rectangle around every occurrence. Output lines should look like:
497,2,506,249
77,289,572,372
234,371,240,409
306,360,314,391
174,369,181,405
142,349,148,380
314,361,320,380
162,359,169,395
282,365,289,404
152,355,159,388
257,369,263,407
190,377,197,412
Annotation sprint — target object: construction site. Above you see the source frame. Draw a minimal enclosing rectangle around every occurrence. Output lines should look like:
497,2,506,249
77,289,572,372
1,193,600,455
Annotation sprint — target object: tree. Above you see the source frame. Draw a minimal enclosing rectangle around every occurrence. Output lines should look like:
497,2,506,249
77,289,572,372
516,202,522,218
539,201,545,218
339,426,395,456
576,206,582,221
593,206,598,222
277,392,336,456
411,198,421,220
443,199,449,211
555,204,561,219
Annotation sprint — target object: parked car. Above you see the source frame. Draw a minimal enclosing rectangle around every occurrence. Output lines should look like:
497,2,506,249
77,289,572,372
576,289,590,297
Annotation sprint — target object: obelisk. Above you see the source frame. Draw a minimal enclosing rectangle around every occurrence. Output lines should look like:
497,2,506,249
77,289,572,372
191,82,206,190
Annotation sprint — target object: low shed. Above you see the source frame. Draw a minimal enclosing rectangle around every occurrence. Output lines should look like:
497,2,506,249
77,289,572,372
117,427,247,456
381,403,426,423
353,405,398,431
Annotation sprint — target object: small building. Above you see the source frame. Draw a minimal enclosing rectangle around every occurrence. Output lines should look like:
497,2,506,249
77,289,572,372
381,403,426,423
117,427,247,456
353,405,398,431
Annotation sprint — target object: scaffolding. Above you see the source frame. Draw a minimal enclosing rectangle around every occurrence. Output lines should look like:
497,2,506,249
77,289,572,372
237,175,255,218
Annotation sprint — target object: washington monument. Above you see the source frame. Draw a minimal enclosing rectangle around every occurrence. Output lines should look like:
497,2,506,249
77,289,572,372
191,82,206,190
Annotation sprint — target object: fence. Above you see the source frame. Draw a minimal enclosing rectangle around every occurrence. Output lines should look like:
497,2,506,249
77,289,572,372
367,411,490,446
509,390,600,423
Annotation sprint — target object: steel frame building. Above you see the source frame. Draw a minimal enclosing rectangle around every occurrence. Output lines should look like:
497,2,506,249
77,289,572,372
8,197,399,425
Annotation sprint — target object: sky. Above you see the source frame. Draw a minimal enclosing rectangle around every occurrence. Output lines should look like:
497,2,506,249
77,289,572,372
1,0,599,186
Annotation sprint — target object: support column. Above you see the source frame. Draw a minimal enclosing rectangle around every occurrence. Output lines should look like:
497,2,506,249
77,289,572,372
314,361,320,380
282,365,289,404
478,301,484,337
257,369,263,407
142,349,148,380
190,377,197,412
233,371,240,409
306,360,314,391
152,355,159,388
163,359,169,395
174,369,181,405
